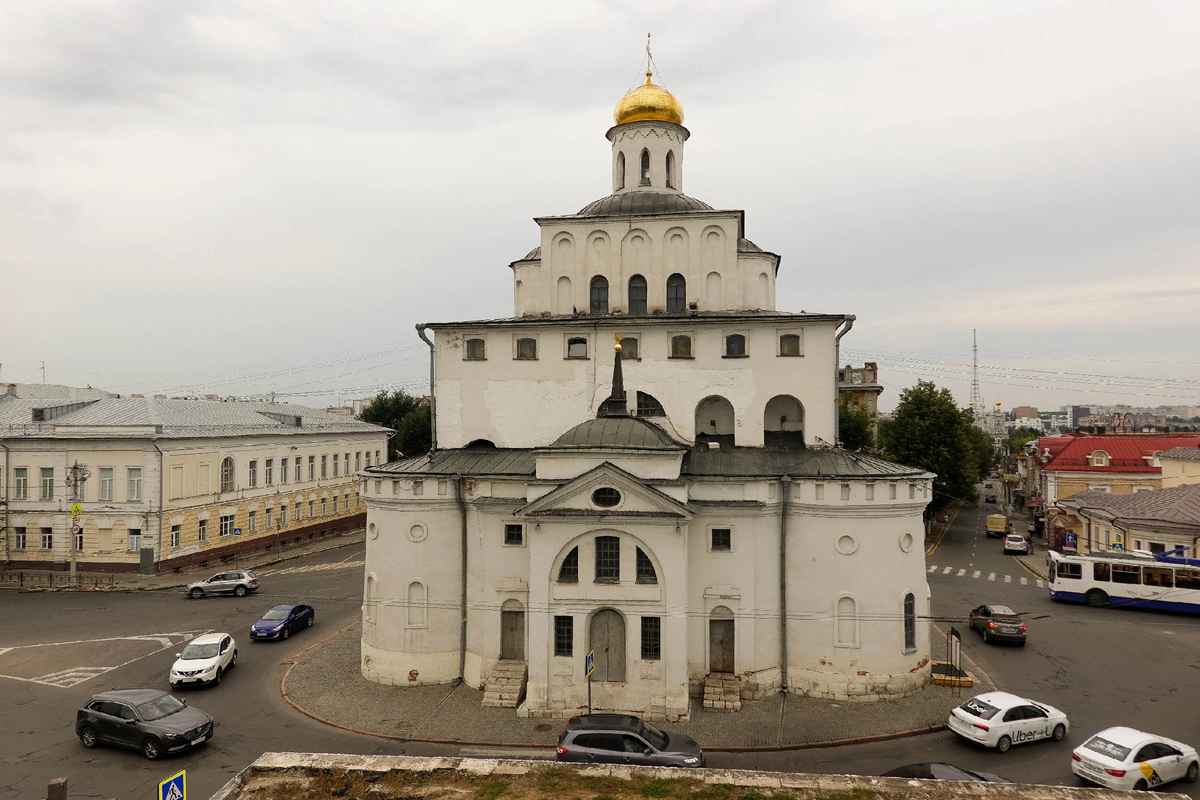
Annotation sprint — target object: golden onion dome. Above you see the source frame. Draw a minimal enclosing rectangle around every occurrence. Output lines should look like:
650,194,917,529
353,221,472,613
614,71,684,126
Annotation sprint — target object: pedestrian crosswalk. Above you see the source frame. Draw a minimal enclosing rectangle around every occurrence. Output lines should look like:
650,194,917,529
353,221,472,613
258,559,365,577
927,564,1044,588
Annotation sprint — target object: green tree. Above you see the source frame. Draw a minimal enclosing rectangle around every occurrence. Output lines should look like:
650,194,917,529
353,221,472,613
358,389,431,461
878,380,980,509
838,398,876,451
1007,425,1042,453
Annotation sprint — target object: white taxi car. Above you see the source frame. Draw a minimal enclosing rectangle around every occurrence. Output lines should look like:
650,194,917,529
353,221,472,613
169,633,237,687
1072,727,1199,791
948,692,1068,753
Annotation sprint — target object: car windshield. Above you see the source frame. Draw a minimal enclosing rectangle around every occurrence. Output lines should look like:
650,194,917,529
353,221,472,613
959,698,1000,720
180,643,219,660
1084,736,1132,762
262,609,290,621
641,722,668,750
136,694,185,721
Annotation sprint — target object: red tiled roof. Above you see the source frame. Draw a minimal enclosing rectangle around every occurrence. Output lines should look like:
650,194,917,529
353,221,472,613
1041,434,1200,474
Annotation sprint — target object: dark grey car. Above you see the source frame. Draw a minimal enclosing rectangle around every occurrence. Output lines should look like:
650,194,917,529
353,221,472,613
76,689,213,760
556,714,704,767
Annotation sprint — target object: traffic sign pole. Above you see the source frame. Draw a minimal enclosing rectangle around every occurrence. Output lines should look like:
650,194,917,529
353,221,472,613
585,650,595,714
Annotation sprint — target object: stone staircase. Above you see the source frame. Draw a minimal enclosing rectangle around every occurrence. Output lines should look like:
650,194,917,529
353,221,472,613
482,660,527,708
702,672,741,711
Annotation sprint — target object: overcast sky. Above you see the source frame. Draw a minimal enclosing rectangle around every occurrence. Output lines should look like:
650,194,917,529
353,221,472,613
3,0,1199,413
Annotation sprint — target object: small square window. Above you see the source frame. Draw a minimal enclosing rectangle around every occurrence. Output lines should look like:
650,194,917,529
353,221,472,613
567,337,588,359
669,334,692,358
465,338,486,360
724,333,747,357
620,337,639,360
779,333,801,356
504,523,524,546
516,337,538,360
711,528,732,551
554,616,573,657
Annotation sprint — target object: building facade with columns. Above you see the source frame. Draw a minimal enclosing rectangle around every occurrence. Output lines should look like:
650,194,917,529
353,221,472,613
360,69,934,720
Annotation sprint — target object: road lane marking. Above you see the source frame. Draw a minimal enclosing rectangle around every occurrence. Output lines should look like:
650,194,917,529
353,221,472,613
988,573,996,581
1004,575,1012,583
928,566,938,573
1037,579,1044,588
259,560,365,577
0,629,210,689
957,569,966,576
1020,577,1028,586
943,567,953,574
973,571,981,579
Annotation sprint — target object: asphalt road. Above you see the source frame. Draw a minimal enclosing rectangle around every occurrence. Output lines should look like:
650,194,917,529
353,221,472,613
3,500,1200,800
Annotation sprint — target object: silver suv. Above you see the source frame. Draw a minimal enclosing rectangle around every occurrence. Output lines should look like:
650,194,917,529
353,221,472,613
556,714,704,767
186,570,259,598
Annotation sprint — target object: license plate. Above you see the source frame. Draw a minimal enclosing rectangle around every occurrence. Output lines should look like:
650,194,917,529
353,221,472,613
191,735,207,746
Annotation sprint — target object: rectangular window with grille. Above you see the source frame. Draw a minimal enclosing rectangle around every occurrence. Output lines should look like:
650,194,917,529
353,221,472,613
14,527,26,550
220,514,234,538
308,456,315,481
171,524,181,548
321,455,327,479
198,519,208,543
281,457,289,484
41,527,53,550
711,528,732,551
641,616,661,661
554,616,573,657
595,536,620,582
504,524,524,546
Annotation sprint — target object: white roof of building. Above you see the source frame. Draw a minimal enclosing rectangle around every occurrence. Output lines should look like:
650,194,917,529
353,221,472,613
0,396,387,439
3,383,117,401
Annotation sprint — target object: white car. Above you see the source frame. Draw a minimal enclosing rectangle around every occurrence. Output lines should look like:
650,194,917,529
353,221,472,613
1002,534,1031,554
169,633,237,688
948,692,1068,753
1072,727,1199,791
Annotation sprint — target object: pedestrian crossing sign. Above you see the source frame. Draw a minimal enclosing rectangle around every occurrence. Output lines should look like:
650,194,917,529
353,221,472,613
159,770,186,800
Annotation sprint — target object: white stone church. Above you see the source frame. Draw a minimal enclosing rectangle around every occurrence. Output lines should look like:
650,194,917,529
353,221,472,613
360,66,934,721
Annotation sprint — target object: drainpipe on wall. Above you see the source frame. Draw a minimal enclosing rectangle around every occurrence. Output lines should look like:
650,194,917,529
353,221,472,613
416,325,437,453
779,475,792,692
454,474,468,683
1,441,9,565
833,316,856,447
153,442,165,573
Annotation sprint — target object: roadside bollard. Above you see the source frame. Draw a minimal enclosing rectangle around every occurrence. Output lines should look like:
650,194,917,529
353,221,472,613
47,777,67,800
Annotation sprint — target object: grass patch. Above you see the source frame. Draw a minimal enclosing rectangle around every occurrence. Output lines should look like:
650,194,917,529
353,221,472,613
580,775,630,796
476,779,510,800
688,784,736,800
536,767,578,793
811,791,877,800
639,779,678,798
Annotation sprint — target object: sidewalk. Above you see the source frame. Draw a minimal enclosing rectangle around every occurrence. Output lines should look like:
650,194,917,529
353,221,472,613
283,621,996,751
0,530,365,592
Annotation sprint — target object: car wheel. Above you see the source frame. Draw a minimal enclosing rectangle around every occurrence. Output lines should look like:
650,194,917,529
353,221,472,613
213,667,222,686
231,650,237,666
1134,778,1148,791
996,735,1012,753
1085,589,1109,608
283,628,290,640
79,726,98,748
1018,639,1027,647
142,737,162,760
982,629,989,643
189,588,203,599
306,616,313,627
235,585,247,597
1052,724,1066,742
1186,762,1199,783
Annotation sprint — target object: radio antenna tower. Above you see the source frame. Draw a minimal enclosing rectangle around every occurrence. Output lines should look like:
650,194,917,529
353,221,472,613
969,329,984,416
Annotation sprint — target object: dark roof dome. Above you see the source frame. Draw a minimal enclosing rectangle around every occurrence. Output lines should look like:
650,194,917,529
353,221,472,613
551,417,683,450
576,192,713,217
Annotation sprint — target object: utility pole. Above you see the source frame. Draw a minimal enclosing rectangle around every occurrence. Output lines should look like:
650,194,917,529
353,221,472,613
41,361,46,384
67,461,90,583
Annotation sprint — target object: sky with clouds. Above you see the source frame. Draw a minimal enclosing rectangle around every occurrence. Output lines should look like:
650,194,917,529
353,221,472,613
3,0,1199,413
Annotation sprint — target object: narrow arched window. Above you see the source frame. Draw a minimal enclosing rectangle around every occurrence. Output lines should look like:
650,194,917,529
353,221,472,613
836,596,857,646
589,276,609,315
903,592,916,653
616,152,625,190
640,149,651,185
558,547,579,583
666,273,686,313
219,457,235,493
665,150,675,188
628,274,647,315
636,548,657,584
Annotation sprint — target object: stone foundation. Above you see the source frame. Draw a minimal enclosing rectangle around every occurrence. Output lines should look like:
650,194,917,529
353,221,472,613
788,662,931,702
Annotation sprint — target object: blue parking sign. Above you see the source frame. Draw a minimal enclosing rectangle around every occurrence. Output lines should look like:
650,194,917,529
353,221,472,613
159,770,186,800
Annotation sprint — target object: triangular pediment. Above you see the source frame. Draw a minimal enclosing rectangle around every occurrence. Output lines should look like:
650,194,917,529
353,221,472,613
518,462,692,519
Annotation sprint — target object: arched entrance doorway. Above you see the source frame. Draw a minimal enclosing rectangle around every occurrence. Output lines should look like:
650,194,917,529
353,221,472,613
588,609,626,682
709,606,735,674
500,599,525,660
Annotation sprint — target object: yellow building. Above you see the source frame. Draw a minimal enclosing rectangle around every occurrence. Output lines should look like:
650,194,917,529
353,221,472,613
1160,446,1200,489
1,389,388,574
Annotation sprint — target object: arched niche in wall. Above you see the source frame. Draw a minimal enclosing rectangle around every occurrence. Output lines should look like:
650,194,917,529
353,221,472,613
700,225,725,285
664,227,689,289
587,232,612,297
695,395,735,445
757,271,770,309
553,233,576,277
764,395,804,449
621,230,651,308
705,271,722,309
556,276,573,315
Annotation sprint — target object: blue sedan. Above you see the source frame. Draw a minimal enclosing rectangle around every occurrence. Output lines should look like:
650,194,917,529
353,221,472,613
250,604,315,641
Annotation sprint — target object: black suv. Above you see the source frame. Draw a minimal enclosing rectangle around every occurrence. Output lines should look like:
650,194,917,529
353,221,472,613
77,689,213,760
556,714,704,767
